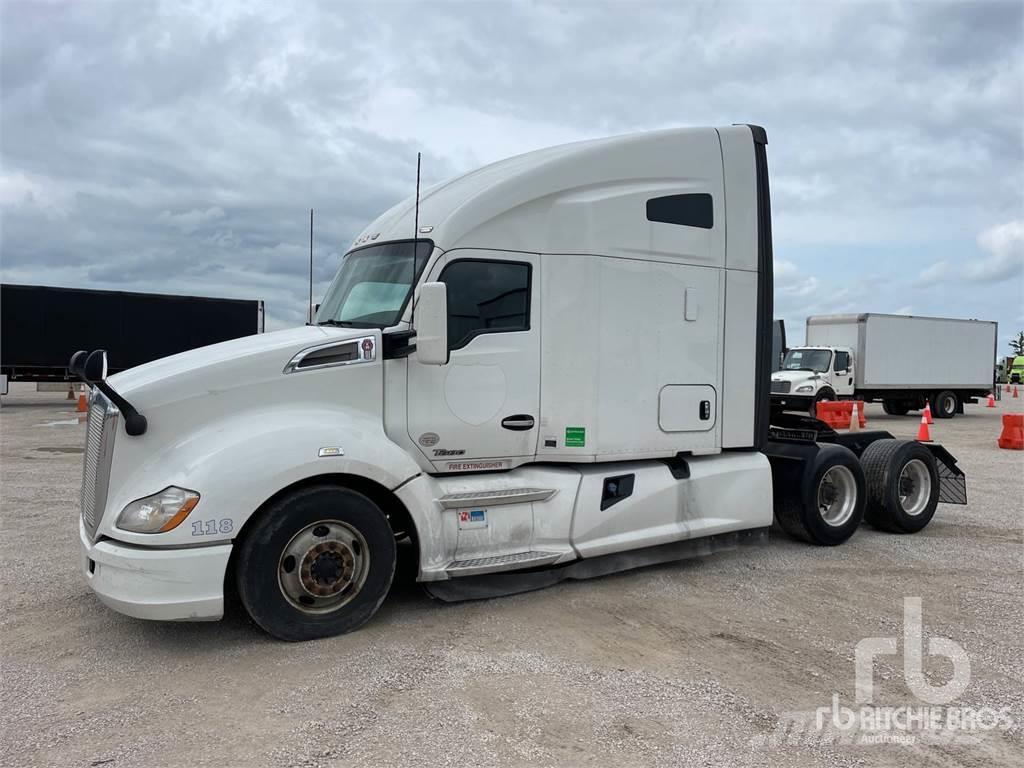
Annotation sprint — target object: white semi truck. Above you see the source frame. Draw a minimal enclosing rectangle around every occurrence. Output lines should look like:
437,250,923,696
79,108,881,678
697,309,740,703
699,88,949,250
72,126,967,641
771,314,997,418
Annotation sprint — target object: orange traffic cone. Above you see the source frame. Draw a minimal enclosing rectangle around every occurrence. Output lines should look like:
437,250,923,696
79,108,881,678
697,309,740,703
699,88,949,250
986,393,996,408
849,401,861,432
916,413,931,442
76,393,88,413
923,402,933,425
1006,384,1012,394
1014,386,1020,399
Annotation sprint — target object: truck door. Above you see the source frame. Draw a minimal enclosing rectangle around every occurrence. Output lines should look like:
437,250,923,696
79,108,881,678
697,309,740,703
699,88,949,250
407,250,540,471
833,349,855,396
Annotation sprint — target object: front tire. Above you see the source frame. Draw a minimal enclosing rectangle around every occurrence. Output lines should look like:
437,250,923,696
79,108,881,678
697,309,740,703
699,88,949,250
810,387,835,418
860,439,939,533
236,485,396,641
930,390,958,419
774,444,866,546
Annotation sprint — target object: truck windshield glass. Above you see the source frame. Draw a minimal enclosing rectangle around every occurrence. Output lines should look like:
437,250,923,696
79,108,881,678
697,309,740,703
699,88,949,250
316,241,432,328
782,348,832,373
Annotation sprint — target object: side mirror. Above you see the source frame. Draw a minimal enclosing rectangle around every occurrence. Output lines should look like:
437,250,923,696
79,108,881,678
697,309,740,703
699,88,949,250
84,350,108,383
416,282,449,365
69,350,89,382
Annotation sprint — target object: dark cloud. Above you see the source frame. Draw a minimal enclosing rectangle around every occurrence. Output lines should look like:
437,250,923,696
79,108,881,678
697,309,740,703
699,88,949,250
1,0,1021,339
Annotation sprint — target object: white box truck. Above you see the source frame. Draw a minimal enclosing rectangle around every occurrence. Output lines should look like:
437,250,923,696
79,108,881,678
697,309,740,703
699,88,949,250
71,126,967,641
771,314,997,418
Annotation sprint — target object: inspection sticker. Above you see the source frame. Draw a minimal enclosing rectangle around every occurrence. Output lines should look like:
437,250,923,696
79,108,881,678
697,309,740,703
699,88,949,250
458,509,488,530
565,426,586,447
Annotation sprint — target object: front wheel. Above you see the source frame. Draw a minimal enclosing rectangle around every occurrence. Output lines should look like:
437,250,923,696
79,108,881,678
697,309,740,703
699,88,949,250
774,443,866,546
810,387,835,418
236,485,397,641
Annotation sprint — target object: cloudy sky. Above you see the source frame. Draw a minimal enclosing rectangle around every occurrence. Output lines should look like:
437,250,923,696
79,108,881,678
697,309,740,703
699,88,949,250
2,0,1022,350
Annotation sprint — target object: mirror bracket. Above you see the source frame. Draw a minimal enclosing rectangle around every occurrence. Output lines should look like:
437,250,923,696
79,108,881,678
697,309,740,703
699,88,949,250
382,330,417,360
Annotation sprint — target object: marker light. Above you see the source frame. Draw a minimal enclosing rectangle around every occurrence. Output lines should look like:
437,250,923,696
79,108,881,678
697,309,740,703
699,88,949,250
116,487,200,533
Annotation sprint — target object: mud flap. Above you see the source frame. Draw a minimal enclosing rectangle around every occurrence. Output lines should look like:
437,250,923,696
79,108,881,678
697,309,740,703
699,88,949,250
924,444,967,505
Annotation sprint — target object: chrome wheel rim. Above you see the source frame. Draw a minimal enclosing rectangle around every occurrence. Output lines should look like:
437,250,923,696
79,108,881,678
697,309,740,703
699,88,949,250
278,520,369,614
898,459,931,516
817,465,857,527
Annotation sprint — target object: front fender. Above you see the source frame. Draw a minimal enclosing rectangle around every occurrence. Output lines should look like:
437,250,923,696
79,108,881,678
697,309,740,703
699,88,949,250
97,404,422,548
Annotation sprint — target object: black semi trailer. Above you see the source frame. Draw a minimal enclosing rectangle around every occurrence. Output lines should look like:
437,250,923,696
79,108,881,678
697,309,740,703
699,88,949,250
1,284,264,383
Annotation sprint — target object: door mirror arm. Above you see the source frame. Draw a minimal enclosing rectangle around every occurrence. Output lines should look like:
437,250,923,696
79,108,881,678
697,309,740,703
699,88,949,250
382,329,417,359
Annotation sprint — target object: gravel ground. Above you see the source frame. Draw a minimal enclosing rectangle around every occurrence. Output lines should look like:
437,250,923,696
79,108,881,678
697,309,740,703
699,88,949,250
1,383,1022,768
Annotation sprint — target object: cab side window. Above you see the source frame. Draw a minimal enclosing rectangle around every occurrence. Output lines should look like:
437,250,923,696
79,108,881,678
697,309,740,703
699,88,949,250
834,351,850,372
439,259,531,350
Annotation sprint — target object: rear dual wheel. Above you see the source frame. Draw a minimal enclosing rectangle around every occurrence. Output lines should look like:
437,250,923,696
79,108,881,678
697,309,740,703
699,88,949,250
860,439,939,533
882,399,910,416
774,444,866,546
930,390,958,419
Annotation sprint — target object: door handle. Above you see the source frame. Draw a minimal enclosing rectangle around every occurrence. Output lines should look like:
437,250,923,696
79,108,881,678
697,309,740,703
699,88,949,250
501,415,535,431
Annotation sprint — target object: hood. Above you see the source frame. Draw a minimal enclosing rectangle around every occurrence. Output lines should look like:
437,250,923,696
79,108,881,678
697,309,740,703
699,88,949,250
771,370,821,386
108,324,370,408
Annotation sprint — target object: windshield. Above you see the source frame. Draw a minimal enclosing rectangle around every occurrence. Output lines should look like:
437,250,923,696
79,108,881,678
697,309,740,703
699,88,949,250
316,240,432,328
782,348,832,373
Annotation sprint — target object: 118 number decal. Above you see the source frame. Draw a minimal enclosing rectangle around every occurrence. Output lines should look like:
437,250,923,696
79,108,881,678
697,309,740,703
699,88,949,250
191,518,234,536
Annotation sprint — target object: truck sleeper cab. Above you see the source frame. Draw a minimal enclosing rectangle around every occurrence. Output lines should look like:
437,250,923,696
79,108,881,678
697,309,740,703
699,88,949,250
75,126,967,641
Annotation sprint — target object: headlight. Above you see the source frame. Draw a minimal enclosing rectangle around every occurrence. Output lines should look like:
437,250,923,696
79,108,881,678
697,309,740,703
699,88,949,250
796,385,814,393
116,487,200,533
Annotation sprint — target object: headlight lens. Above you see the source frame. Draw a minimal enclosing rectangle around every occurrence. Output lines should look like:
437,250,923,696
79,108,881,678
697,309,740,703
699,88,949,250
796,385,814,393
116,487,200,533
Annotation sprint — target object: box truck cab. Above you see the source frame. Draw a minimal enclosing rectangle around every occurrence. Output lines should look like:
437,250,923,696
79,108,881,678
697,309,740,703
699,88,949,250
770,345,855,412
1010,357,1023,385
73,126,966,641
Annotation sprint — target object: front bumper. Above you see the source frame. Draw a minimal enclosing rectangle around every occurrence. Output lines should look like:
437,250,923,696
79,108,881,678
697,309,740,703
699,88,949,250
80,520,231,621
770,393,814,412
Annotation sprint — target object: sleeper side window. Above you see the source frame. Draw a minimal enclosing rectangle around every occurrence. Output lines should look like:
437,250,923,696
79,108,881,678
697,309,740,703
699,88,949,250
438,259,531,350
646,193,713,229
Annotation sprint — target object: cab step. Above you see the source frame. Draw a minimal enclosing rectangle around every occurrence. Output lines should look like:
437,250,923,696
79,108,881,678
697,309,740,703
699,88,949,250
446,550,563,577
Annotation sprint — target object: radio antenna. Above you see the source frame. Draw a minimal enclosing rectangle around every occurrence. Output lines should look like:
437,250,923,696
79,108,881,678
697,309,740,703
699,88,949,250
414,152,421,238
410,152,421,327
308,208,314,324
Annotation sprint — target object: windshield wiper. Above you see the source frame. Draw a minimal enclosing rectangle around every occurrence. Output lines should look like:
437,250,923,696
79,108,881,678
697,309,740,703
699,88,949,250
318,319,358,327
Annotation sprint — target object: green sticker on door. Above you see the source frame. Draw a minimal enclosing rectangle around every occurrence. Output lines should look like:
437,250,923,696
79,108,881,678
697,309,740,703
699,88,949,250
565,426,586,447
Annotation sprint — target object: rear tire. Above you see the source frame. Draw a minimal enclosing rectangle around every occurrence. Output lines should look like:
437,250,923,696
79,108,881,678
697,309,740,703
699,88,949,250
774,444,866,546
860,439,939,533
236,485,396,641
930,390,958,419
882,399,910,416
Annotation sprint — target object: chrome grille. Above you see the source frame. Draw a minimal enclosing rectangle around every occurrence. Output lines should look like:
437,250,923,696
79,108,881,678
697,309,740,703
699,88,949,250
80,394,117,539
771,380,792,394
